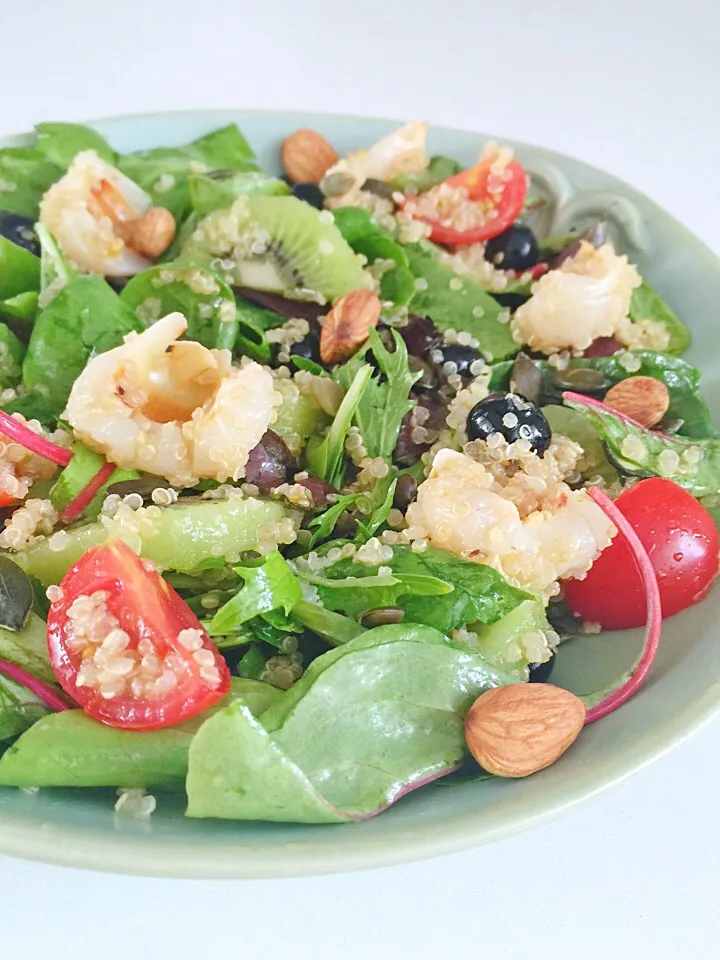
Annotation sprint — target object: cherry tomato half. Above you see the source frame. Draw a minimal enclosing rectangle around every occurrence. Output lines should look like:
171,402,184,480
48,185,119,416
0,492,17,508
563,478,719,630
405,157,527,246
47,539,230,729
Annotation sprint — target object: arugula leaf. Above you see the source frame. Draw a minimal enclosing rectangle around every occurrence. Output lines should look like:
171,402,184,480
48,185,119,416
0,678,281,786
0,323,25,389
118,124,259,222
120,262,238,350
390,155,463,193
316,544,531,632
630,278,691,355
334,328,418,462
22,275,142,415
0,148,62,218
403,243,518,361
188,170,289,215
564,396,720,497
34,122,116,168
307,493,360,548
209,552,302,634
0,673,50,744
0,234,41,301
305,363,372,487
187,623,513,822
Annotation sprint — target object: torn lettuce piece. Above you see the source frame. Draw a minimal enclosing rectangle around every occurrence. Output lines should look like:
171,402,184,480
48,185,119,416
209,551,302,635
35,122,116,169
629,278,691,356
0,147,62,218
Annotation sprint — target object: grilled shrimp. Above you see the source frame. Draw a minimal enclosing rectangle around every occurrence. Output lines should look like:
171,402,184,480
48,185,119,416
511,241,642,354
63,313,282,487
405,449,616,596
39,150,170,276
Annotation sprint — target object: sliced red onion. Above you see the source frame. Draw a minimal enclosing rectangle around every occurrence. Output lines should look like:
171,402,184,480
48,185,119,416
583,486,662,723
0,410,72,467
61,461,116,524
562,390,678,443
0,658,71,712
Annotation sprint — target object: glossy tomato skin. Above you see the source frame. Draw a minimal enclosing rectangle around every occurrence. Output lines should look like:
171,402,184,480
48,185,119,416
47,539,230,729
407,159,527,246
563,478,719,629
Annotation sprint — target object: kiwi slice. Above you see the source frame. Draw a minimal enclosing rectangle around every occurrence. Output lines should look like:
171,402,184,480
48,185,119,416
180,196,368,302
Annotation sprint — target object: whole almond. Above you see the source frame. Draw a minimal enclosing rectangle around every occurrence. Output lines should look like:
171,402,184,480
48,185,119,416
122,206,176,259
320,289,381,364
465,683,586,778
604,376,670,428
281,129,339,184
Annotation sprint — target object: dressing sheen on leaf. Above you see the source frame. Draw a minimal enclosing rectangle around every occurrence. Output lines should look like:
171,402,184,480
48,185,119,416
186,623,514,822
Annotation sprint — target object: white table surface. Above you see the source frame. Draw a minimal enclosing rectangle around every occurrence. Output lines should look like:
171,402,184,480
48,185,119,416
2,1,719,956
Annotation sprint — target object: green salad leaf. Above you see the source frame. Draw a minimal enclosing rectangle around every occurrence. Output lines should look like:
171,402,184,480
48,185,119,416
0,148,61,218
0,323,25,389
49,442,138,521
390,155,463,193
0,291,40,329
22,275,143,416
0,558,34,634
187,623,513,822
290,600,365,647
630,278,691,355
118,124,259,221
0,234,41,301
0,674,50,745
403,244,518,360
34,122,116,168
37,224,77,305
305,363,372,487
209,551,303,635
188,170,289,215
120,262,238,350
331,206,381,245
233,297,286,363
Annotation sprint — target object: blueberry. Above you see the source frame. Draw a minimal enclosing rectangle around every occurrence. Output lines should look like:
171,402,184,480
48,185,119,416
528,656,555,683
291,182,325,210
430,342,483,381
484,223,539,273
0,211,40,257
466,392,551,455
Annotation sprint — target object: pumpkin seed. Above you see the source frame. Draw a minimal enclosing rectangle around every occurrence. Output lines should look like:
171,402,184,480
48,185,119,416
553,366,610,394
0,556,34,632
360,607,405,628
510,352,543,405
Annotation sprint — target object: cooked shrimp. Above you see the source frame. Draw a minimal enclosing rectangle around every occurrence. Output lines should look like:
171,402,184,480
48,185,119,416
63,313,282,487
511,241,642,354
39,150,167,276
324,121,429,205
405,449,616,597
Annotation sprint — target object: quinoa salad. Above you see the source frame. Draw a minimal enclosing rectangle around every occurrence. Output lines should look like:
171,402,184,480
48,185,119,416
0,118,717,824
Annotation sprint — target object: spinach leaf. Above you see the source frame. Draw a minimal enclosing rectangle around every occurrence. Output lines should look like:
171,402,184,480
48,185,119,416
0,558,33,633
0,291,39,329
565,396,720,498
305,363,373,487
630,279,691,355
403,244,518,361
315,544,531,631
0,323,25,388
353,234,415,306
0,673,49,744
233,297,286,363
209,551,302,634
0,393,56,426
35,122,116,168
542,406,619,484
22,275,142,415
187,623,513,822
188,170,289,215
0,148,62,218
120,262,238,350
332,207,382,245
49,442,138,520
0,234,41,301
0,614,55,685
118,124,259,222
37,223,76,304
0,678,281,787
334,328,419,462
390,155,463,193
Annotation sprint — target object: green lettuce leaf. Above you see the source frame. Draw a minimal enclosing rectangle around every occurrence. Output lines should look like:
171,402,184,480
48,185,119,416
305,363,373,487
0,674,49,744
0,234,41,301
0,148,62,218
209,551,302,634
390,155,463,193
0,323,25,389
629,279,691,355
188,170,289,215
34,122,116,168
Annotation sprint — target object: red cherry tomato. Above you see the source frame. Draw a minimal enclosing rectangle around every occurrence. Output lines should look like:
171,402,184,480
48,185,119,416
0,492,17,508
47,539,230,729
564,478,719,629
405,158,527,245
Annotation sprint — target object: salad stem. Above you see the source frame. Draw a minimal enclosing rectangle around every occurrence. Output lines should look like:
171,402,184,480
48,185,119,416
0,658,71,712
0,410,72,467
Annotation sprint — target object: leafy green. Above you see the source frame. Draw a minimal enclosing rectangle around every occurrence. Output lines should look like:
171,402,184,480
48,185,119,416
331,207,382,245
353,234,415,306
22,275,142,415
468,599,551,681
290,600,365,646
0,291,39,329
315,544,531,631
0,558,34,633
0,234,41,301
542,406,619,484
187,623,513,822
334,328,419,462
209,552,302,634
37,224,76,304
0,148,61,218
403,244,518,360
120,262,238,350
564,396,720,497
233,297,286,363
305,364,372,487
49,442,138,520
630,279,691,355
188,170,289,215
34,122,116,168
0,393,56,426
307,493,360,548
390,155,463,193
0,678,281,787
0,323,25,388
0,674,49,744
118,124,259,221
0,613,57,686
236,644,268,679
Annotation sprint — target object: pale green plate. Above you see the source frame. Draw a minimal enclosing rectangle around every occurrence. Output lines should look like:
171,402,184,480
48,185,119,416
1,111,718,878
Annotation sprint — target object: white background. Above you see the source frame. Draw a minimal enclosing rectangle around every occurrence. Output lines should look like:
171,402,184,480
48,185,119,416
1,1,719,957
